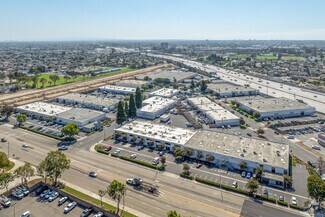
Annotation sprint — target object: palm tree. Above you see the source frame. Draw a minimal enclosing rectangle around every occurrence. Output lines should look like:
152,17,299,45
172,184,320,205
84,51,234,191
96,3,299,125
160,156,166,169
98,189,106,207
284,175,293,189
246,180,259,194
239,161,248,171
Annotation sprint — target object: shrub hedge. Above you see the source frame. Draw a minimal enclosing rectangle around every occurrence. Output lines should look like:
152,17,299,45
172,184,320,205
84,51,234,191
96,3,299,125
256,195,276,203
94,145,109,155
117,155,164,170
277,200,288,207
180,173,194,180
289,204,304,211
20,126,63,140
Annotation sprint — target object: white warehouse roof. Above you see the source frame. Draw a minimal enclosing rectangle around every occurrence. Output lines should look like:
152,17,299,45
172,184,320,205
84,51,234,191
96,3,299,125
17,102,72,116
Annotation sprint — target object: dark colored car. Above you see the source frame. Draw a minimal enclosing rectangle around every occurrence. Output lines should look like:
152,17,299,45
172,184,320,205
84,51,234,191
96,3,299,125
88,171,97,178
80,207,94,217
308,161,317,168
1,138,6,142
247,133,252,137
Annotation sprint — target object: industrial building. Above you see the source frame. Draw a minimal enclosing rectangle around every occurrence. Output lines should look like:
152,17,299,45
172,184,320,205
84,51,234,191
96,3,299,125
207,83,259,98
17,102,72,119
115,79,151,88
137,96,176,120
188,97,240,127
56,108,106,132
56,93,119,112
98,85,136,95
114,120,289,188
237,97,316,120
136,69,196,82
149,88,179,98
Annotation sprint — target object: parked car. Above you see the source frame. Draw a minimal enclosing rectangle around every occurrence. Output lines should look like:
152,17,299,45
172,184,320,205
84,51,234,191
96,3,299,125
80,207,94,217
58,145,68,150
93,211,104,217
308,161,317,168
247,133,252,137
312,145,321,150
1,138,7,142
279,195,284,201
158,151,165,156
58,196,68,206
245,172,252,179
64,202,77,213
130,154,137,159
114,149,121,155
232,181,238,188
48,192,59,202
89,171,97,178
0,196,11,207
152,157,160,165
263,189,268,197
196,163,203,168
35,186,47,195
241,171,246,178
20,211,30,217
291,196,297,205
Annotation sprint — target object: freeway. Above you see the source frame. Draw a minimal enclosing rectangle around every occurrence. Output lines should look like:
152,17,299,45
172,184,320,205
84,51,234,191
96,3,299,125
147,53,325,112
0,124,307,217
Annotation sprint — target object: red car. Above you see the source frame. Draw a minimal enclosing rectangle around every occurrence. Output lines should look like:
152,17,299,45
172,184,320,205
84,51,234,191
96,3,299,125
105,146,112,151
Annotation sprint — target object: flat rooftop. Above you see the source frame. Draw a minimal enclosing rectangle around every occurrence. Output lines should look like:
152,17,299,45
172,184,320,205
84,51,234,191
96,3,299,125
57,108,104,122
57,93,119,107
140,96,175,113
188,97,239,121
149,88,179,97
17,102,71,116
117,79,148,85
185,131,289,168
115,120,196,145
137,69,196,81
98,85,136,93
238,97,315,112
208,83,257,93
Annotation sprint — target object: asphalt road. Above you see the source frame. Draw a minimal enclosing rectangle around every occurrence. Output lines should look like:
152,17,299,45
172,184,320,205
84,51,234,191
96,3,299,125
0,124,307,217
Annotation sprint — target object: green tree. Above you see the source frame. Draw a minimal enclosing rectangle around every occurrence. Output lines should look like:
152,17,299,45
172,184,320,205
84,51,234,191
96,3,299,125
30,75,39,88
116,101,126,125
239,161,248,171
253,111,261,119
284,175,293,189
160,156,166,169
205,154,215,162
256,128,265,135
200,80,207,92
14,162,35,185
128,94,137,118
0,105,15,120
39,77,47,88
196,151,204,158
38,150,71,185
61,122,79,139
143,76,151,81
107,180,127,215
254,166,263,181
135,87,142,109
98,189,106,207
307,174,325,208
0,172,14,191
0,152,10,174
124,102,129,118
167,210,181,217
16,113,27,126
182,163,191,176
246,180,259,194
49,74,60,86
63,75,70,83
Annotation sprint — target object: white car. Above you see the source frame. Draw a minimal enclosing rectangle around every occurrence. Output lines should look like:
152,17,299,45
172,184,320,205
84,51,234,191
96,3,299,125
20,211,30,217
114,149,121,155
48,192,59,202
22,144,29,148
94,211,104,217
130,154,137,159
291,196,297,205
64,201,77,213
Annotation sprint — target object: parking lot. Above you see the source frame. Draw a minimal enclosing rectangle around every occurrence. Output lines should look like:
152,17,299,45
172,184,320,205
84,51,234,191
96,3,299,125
1,190,85,217
103,140,308,206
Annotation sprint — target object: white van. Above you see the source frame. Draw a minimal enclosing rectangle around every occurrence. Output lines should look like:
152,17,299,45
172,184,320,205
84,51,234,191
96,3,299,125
152,157,160,165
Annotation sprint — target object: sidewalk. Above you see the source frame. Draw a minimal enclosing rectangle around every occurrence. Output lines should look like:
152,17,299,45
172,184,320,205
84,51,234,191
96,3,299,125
63,180,150,217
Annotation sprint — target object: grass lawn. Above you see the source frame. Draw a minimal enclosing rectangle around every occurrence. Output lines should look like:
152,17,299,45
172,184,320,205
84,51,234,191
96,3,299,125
4,161,15,172
231,54,250,59
63,186,137,217
27,67,133,88
281,56,306,61
256,55,277,60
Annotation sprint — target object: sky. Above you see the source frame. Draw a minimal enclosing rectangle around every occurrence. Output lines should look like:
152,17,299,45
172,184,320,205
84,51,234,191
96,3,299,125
0,0,325,41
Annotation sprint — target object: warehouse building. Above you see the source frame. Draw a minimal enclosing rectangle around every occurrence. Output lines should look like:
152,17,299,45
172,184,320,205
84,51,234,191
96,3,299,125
56,108,106,132
114,120,289,188
237,97,316,120
149,88,179,98
207,83,259,98
188,97,240,127
56,93,119,112
137,96,176,120
98,85,136,95
136,69,196,82
116,79,151,88
17,102,72,119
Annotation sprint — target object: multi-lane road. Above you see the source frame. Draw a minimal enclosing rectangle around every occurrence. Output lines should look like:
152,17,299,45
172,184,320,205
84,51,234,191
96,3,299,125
0,123,307,217
147,53,325,112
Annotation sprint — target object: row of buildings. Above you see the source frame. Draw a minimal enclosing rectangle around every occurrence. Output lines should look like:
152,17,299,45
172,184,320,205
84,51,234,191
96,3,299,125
114,120,289,188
